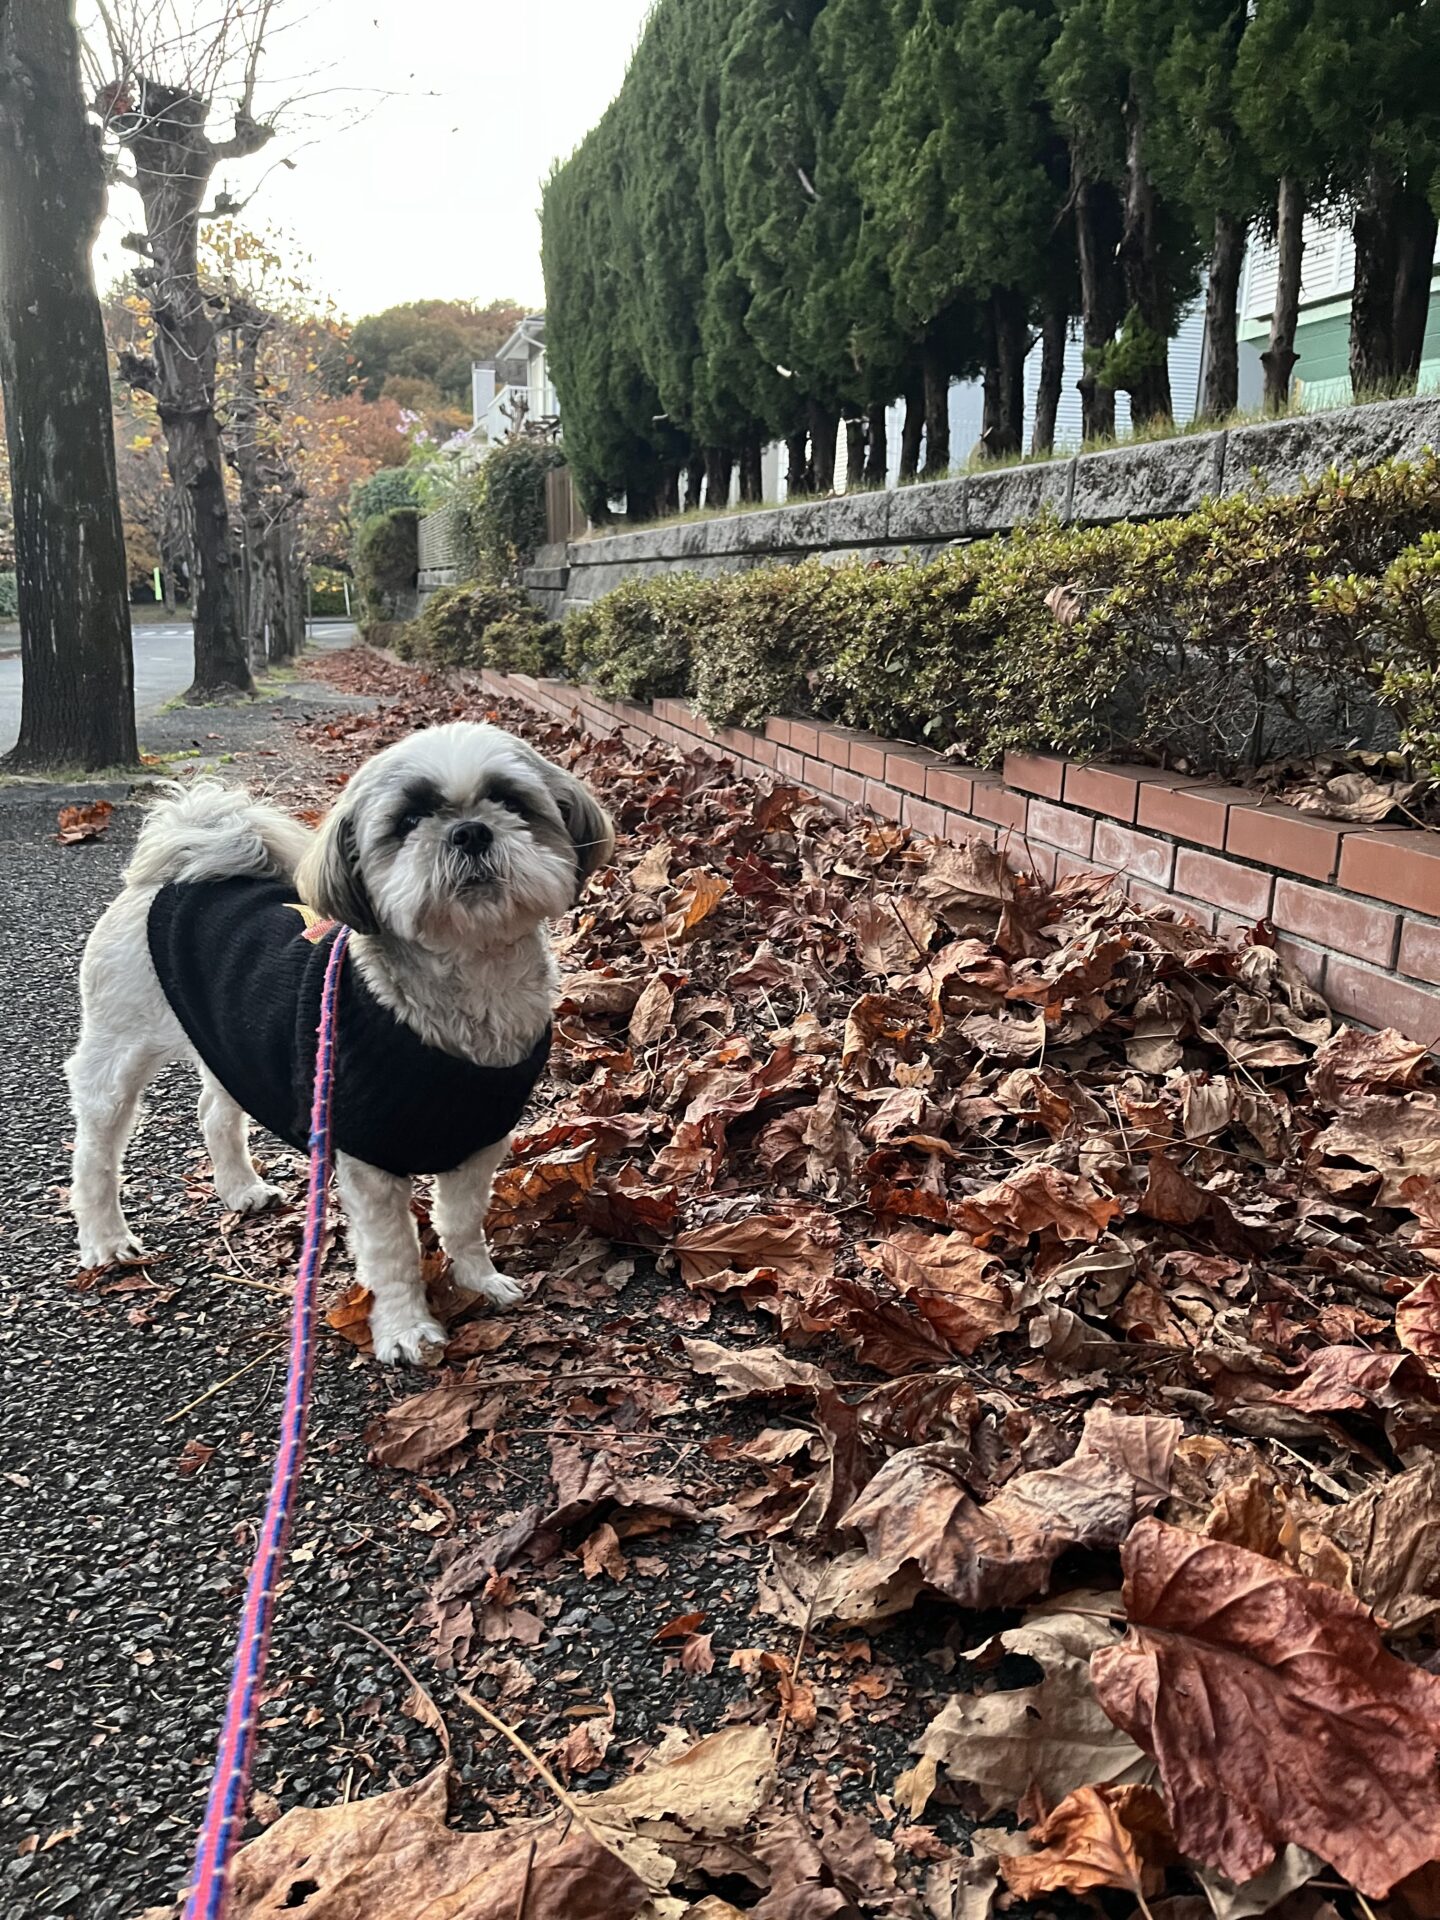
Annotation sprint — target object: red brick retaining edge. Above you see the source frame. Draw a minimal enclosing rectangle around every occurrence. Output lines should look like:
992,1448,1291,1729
481,669,1440,1049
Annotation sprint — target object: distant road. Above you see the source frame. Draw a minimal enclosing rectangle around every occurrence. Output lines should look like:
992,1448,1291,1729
0,620,357,758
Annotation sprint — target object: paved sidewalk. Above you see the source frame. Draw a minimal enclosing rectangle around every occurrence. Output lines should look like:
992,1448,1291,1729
0,621,357,758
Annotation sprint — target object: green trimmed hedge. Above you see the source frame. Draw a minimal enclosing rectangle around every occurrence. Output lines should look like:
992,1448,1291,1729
400,581,563,676
560,456,1440,778
355,508,419,627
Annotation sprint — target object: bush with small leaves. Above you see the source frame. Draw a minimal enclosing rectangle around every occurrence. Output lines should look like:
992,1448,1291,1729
410,580,550,671
354,508,420,627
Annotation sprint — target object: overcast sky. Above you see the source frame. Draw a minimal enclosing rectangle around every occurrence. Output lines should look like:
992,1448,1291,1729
90,0,657,320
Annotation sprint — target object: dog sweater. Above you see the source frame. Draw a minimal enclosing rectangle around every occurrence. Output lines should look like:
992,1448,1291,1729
146,876,551,1177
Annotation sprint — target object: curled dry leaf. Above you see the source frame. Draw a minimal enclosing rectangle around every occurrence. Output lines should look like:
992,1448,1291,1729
1091,1517,1440,1895
954,1166,1121,1246
1000,1784,1175,1901
897,1596,1151,1819
364,1381,497,1474
842,1407,1180,1610
683,1338,836,1399
1308,1025,1432,1105
56,800,114,843
673,1214,832,1290
1325,1456,1440,1635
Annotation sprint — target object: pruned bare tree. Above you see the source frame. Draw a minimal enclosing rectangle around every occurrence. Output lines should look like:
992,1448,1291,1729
0,0,137,772
89,1,289,698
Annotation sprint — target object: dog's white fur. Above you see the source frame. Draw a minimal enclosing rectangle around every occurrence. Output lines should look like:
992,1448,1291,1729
66,722,613,1365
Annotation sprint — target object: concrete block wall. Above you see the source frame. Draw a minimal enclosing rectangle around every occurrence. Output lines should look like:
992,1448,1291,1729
478,666,1440,1049
521,394,1440,617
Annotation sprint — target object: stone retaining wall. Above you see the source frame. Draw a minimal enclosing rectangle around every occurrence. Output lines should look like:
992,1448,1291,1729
480,665,1440,1049
522,394,1440,617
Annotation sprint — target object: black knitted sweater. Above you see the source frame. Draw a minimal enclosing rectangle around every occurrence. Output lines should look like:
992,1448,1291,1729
146,877,550,1177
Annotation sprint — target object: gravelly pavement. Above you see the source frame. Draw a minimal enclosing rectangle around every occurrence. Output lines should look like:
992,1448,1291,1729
0,674,446,1918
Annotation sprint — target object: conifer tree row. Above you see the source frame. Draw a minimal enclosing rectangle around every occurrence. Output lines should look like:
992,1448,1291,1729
543,0,1440,519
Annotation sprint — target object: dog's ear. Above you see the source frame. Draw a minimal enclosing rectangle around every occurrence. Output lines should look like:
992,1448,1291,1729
543,766,615,893
296,807,381,935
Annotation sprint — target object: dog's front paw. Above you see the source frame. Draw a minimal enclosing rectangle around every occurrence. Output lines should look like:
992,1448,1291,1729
76,1228,150,1271
453,1265,525,1309
371,1313,448,1368
221,1180,284,1218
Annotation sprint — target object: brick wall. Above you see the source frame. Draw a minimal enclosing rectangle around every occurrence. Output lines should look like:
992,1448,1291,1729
480,668,1440,1050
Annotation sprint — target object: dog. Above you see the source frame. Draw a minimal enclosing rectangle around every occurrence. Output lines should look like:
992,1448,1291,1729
66,722,613,1365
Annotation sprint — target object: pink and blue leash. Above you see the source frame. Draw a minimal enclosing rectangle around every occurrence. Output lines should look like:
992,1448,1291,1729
183,924,350,1920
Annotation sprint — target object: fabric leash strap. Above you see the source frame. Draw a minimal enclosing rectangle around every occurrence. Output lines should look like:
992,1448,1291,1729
184,925,351,1920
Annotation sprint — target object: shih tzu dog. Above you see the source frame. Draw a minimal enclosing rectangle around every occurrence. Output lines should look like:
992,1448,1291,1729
66,723,613,1364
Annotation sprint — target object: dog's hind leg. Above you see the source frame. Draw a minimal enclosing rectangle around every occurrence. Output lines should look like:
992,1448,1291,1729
66,1037,168,1269
335,1153,445,1367
197,1070,282,1216
434,1136,524,1308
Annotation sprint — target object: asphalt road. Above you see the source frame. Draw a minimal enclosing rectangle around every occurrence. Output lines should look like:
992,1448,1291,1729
0,621,358,757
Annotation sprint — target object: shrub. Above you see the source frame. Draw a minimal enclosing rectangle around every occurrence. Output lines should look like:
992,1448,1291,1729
409,580,556,672
350,467,421,526
460,441,568,582
354,508,419,626
563,572,724,701
0,572,16,619
551,453,1440,777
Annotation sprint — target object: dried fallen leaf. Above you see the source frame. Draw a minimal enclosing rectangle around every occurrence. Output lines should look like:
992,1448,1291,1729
1091,1517,1440,1895
871,1230,1017,1355
364,1381,495,1474
954,1166,1121,1246
141,1766,647,1919
1000,1784,1174,1901
56,800,114,844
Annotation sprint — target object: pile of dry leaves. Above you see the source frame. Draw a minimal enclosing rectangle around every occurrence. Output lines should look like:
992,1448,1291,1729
167,651,1440,1920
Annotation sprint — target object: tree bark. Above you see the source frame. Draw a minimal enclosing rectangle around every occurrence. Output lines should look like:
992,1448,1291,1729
1118,87,1172,428
229,300,303,668
1075,177,1120,441
1392,182,1438,394
111,79,267,697
899,373,925,482
1263,175,1305,412
981,288,1027,460
864,402,888,486
808,401,840,494
920,338,951,477
738,437,764,503
785,430,811,497
843,415,867,491
659,464,681,517
685,450,706,511
1201,209,1246,421
702,446,733,509
1031,301,1067,456
0,0,137,771
1350,161,1401,396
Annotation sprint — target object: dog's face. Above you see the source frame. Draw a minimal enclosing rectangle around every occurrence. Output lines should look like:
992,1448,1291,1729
296,722,614,946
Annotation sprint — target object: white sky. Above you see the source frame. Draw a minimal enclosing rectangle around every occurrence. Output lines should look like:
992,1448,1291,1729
90,0,656,320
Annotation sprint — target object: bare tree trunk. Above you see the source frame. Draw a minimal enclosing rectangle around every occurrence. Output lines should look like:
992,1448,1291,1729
1263,176,1305,412
685,450,706,511
1201,210,1246,421
109,79,270,697
1118,88,1172,428
738,437,764,503
783,430,809,496
1076,177,1121,441
1392,183,1438,394
864,402,888,486
982,288,1028,459
1031,302,1067,456
702,446,733,509
921,338,951,477
899,373,925,482
808,401,840,493
844,415,867,491
1350,161,1401,397
0,0,136,771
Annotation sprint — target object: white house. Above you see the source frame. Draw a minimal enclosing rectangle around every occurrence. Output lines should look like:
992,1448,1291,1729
471,314,560,447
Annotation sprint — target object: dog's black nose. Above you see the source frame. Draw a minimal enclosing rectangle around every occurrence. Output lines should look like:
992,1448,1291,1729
447,819,494,856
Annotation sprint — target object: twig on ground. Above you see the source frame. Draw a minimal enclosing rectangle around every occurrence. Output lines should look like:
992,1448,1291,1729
162,1342,282,1423
343,1618,451,1761
772,1586,819,1765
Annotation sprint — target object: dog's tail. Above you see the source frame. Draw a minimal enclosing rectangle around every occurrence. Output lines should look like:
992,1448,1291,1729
124,780,313,890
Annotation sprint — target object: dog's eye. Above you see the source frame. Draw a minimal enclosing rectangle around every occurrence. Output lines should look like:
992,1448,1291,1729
395,810,424,839
497,793,528,817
